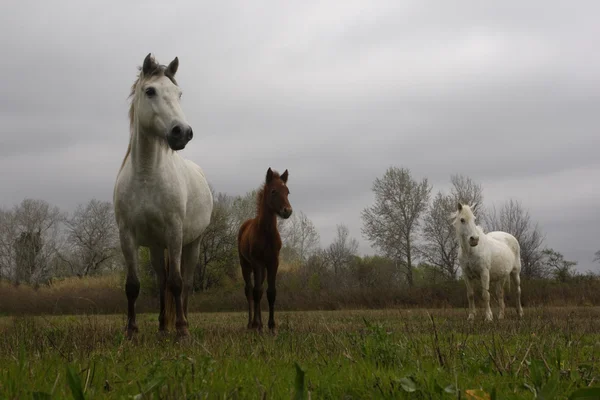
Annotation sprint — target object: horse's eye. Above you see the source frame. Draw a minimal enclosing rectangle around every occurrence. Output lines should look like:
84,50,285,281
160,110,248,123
460,218,465,223
271,189,277,195
145,87,156,97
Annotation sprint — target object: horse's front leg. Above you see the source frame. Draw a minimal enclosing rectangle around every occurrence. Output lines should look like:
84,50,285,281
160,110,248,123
166,229,187,337
480,270,493,322
266,259,279,333
181,236,202,323
119,231,140,338
495,279,506,320
252,265,265,332
150,246,168,332
464,277,477,320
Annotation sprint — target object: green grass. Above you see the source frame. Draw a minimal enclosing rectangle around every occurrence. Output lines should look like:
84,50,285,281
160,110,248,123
1,307,600,399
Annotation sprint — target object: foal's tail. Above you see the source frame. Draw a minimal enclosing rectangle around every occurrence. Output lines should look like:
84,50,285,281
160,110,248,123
164,249,176,330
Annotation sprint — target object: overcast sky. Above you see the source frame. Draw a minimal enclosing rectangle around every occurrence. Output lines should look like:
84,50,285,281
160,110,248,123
1,1,598,272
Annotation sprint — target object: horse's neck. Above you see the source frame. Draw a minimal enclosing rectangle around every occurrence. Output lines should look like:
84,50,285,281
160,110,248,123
459,232,487,258
256,202,278,236
129,124,171,174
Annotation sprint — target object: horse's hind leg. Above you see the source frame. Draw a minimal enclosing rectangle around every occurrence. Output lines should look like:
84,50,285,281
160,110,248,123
119,231,140,338
240,256,253,329
510,269,524,318
495,280,506,320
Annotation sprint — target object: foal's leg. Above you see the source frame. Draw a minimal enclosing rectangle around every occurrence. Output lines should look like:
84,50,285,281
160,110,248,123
464,277,477,320
119,231,139,338
510,269,524,318
240,257,254,329
266,259,279,332
480,270,493,322
181,237,202,323
252,265,265,332
495,280,506,320
150,246,168,332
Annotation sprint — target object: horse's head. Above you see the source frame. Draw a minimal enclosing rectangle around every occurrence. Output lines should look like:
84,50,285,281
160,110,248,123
451,203,480,247
131,53,193,151
264,167,292,219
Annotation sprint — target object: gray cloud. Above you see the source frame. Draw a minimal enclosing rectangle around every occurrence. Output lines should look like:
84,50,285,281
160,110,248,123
1,0,599,272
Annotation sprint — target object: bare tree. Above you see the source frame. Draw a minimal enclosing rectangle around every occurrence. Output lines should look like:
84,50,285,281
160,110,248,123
1,199,64,284
280,211,321,264
325,224,359,276
449,174,484,214
594,250,600,264
196,191,238,290
420,192,459,279
542,248,577,282
62,199,119,277
0,209,18,281
231,189,259,231
484,199,546,279
421,175,484,280
361,167,431,286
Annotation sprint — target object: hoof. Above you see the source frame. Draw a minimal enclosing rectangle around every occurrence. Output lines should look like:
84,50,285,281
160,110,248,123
467,314,475,321
176,326,191,338
125,325,138,339
156,329,169,340
498,313,505,320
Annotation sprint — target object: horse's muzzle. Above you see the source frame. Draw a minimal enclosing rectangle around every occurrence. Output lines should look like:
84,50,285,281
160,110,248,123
280,208,293,219
167,124,193,151
469,237,479,247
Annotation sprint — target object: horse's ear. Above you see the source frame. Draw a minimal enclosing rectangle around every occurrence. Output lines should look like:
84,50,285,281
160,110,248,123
471,202,478,211
142,53,158,76
281,169,289,183
457,203,463,211
166,56,179,77
266,167,274,183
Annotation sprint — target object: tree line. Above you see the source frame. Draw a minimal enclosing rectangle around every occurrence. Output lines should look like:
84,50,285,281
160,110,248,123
0,166,596,290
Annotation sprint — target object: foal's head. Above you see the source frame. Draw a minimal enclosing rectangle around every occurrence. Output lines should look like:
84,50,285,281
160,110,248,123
451,203,480,247
130,53,193,151
262,168,292,219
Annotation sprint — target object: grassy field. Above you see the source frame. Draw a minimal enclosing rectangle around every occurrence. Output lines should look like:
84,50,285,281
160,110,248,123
1,307,600,399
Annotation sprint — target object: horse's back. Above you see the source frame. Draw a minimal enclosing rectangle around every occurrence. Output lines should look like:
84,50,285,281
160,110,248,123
487,231,520,259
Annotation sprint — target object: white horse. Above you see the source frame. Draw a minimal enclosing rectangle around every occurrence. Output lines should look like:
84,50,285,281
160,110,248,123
451,203,523,321
114,54,213,338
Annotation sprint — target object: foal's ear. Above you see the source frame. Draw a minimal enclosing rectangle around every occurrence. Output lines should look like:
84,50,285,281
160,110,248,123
166,56,179,77
142,53,158,76
281,169,289,183
266,167,274,183
457,203,463,211
471,202,478,211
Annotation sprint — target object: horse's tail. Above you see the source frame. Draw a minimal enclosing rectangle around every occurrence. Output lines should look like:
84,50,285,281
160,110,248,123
164,249,176,330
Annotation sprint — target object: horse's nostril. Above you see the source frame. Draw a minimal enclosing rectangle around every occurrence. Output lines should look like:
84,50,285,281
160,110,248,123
188,128,193,140
171,125,182,137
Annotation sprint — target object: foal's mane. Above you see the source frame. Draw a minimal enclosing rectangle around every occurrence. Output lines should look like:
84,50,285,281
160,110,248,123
118,59,179,172
255,170,281,217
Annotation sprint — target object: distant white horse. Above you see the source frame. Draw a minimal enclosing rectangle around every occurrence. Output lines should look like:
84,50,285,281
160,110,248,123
451,203,523,321
114,54,213,338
